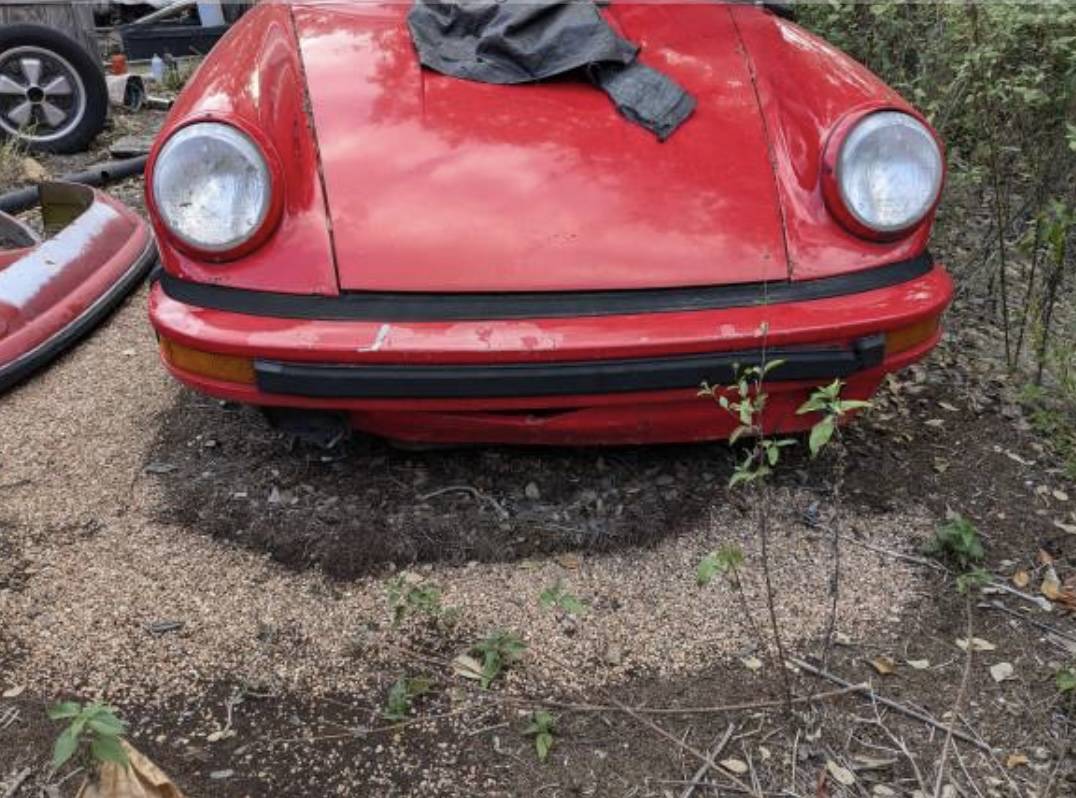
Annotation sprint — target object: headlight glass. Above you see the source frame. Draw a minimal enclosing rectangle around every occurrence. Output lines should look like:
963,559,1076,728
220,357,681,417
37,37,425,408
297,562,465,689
837,111,943,234
152,122,271,254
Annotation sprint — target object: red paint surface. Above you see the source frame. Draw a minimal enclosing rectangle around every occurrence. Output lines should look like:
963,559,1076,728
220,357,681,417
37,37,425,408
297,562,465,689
145,2,338,295
293,2,788,291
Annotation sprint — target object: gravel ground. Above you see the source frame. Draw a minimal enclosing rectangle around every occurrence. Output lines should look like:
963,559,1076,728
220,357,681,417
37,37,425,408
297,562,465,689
0,296,929,702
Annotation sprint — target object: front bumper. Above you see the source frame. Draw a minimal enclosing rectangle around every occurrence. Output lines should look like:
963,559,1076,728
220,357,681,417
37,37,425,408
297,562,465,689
149,257,953,445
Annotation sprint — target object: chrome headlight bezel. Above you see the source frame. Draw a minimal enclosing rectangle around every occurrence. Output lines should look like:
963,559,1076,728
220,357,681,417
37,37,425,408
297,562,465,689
150,121,277,259
824,110,944,239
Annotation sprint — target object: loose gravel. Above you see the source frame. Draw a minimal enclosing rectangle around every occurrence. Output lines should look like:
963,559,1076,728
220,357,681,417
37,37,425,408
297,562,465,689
0,286,930,705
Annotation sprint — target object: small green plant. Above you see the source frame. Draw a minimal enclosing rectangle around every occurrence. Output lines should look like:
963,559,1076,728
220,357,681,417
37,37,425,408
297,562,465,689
387,577,445,626
956,567,992,595
696,543,745,587
382,675,432,721
700,358,796,488
523,710,556,762
472,630,527,689
1057,665,1076,694
48,701,128,772
796,379,872,457
539,579,588,616
924,514,986,572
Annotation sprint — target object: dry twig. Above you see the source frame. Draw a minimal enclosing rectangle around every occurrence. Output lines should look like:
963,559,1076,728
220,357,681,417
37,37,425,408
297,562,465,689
0,768,30,798
680,723,735,798
789,657,992,753
933,594,974,798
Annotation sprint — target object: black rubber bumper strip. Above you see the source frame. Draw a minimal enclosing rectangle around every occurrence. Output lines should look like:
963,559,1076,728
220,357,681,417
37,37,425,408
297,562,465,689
254,334,885,399
160,253,933,322
0,242,158,394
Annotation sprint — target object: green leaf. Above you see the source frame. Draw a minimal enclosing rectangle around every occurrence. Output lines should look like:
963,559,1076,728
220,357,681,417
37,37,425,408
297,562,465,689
716,544,745,571
808,417,835,457
47,702,81,721
88,716,126,737
765,443,780,466
1056,668,1076,693
796,397,825,415
52,726,79,770
836,399,872,414
480,653,499,689
535,731,553,762
728,469,751,489
559,595,588,616
696,553,719,586
761,358,786,377
90,735,128,767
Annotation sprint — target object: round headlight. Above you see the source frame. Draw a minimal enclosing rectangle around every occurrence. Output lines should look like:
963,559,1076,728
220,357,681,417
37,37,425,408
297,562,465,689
152,122,272,256
834,111,943,236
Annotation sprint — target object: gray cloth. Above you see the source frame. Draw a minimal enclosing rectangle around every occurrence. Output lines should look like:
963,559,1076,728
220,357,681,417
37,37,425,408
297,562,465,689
407,0,696,140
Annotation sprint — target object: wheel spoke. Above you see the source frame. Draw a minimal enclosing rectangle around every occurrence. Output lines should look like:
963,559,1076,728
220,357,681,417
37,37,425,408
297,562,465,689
0,75,26,95
42,75,72,97
6,100,32,127
18,58,42,86
39,101,66,128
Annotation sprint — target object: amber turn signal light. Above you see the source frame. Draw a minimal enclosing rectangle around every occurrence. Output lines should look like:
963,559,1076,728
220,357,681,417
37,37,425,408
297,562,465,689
160,338,255,385
885,316,940,356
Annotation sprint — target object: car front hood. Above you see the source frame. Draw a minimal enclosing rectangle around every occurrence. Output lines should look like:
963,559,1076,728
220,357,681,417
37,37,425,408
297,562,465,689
293,2,789,293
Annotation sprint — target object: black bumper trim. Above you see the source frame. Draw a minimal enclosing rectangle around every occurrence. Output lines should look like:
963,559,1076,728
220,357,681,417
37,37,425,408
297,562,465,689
254,334,886,399
161,253,933,322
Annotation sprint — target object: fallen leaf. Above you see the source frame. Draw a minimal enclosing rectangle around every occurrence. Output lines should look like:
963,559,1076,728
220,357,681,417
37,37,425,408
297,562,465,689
1055,519,1076,534
206,730,225,743
741,655,763,672
932,457,950,474
990,662,1014,683
938,401,959,412
1038,549,1055,566
925,418,945,428
1012,570,1030,588
834,631,852,646
1005,753,1029,769
1053,489,1069,502
1041,567,1062,601
906,659,931,670
957,637,996,652
826,760,856,786
1,685,24,699
451,654,484,681
720,758,749,775
870,655,897,675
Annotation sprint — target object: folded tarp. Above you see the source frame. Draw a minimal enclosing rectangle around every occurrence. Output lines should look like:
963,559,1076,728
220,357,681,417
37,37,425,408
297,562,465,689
407,0,696,140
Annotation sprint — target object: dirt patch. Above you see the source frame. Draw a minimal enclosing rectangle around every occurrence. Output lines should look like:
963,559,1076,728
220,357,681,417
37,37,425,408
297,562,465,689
146,391,738,578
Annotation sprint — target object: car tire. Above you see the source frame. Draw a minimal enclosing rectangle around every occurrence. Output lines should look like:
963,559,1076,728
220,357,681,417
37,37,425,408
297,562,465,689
0,24,108,154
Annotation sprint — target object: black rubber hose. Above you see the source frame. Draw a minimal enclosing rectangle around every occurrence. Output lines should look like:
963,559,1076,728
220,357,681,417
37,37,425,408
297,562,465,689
0,154,149,215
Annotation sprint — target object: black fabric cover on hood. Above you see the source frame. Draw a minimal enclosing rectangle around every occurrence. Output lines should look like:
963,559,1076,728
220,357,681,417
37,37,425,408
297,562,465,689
407,1,696,140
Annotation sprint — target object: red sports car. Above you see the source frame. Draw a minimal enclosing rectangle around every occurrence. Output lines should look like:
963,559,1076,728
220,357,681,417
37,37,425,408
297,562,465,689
146,1,952,446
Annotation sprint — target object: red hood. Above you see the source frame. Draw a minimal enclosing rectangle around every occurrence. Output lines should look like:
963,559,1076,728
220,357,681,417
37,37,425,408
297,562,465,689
293,2,789,292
